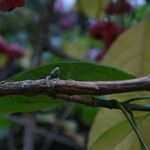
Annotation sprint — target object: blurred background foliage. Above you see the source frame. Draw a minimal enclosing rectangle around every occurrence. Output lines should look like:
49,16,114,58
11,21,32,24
0,0,150,149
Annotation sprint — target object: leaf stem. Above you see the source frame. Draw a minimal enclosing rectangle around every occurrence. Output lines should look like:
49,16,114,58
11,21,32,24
116,102,148,150
126,96,150,103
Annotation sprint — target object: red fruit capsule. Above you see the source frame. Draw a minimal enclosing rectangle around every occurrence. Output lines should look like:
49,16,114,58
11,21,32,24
89,20,123,39
0,0,25,11
89,20,124,50
106,0,132,15
102,21,124,49
6,43,25,60
89,23,103,39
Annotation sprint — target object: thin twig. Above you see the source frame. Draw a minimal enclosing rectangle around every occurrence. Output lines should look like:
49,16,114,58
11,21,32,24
116,103,148,150
55,95,150,112
128,111,145,150
126,96,150,103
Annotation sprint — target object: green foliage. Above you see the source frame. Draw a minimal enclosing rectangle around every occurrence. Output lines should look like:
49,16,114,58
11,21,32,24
0,61,134,114
88,19,150,150
0,117,12,139
0,117,12,129
79,0,109,20
71,104,99,126
0,8,39,35
62,29,103,57
102,19,150,76
100,18,150,107
88,108,150,150
135,4,150,21
8,61,134,82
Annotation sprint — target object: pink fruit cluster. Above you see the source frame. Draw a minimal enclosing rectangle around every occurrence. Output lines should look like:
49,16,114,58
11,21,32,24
89,20,124,50
88,0,132,62
106,0,132,15
0,0,25,11
0,35,25,60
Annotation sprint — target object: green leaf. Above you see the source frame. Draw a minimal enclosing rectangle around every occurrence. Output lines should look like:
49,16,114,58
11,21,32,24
88,19,150,150
102,19,150,77
88,109,150,150
71,104,99,126
102,19,150,103
0,117,12,129
79,0,109,20
8,61,134,82
0,61,134,114
0,96,64,114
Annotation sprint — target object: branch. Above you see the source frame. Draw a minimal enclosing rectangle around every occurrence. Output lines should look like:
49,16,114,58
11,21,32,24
55,95,150,112
0,76,150,112
0,76,150,96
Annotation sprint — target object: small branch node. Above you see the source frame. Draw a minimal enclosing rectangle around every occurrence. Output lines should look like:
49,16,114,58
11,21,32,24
46,78,58,96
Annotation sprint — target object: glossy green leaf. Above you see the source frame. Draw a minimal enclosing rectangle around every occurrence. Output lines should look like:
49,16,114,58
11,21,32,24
8,61,134,82
0,61,134,114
